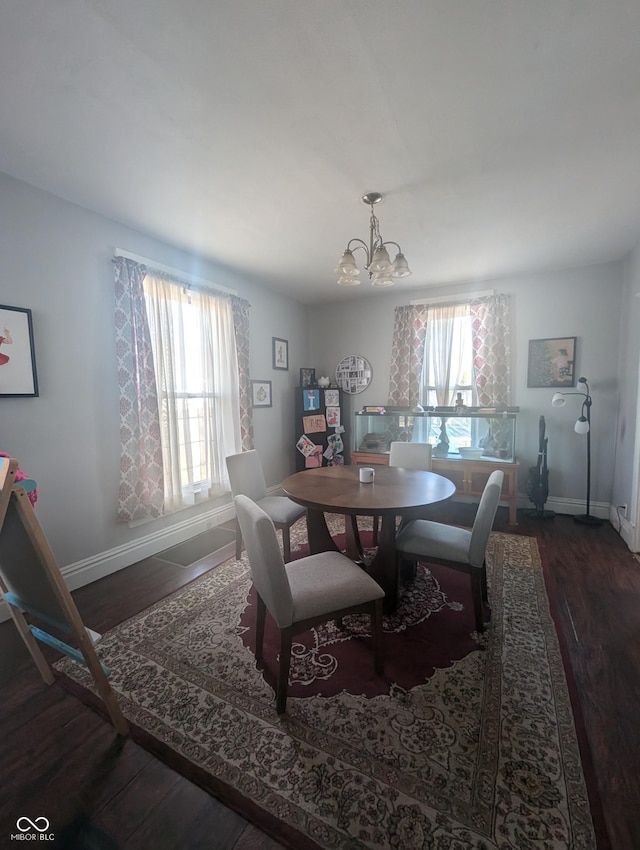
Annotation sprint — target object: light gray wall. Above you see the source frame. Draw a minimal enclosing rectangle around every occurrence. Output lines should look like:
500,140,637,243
1,166,636,574
0,172,308,567
309,263,624,510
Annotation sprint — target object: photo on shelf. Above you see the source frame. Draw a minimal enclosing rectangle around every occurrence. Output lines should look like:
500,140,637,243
296,434,317,457
326,406,340,427
305,445,323,468
300,367,316,388
327,433,343,454
303,389,321,411
303,414,326,434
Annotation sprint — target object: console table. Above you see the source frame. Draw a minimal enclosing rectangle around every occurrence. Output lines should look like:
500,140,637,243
351,451,520,525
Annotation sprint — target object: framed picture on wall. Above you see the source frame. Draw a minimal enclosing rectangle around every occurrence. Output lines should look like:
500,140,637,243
0,304,39,397
527,337,576,388
251,380,272,408
272,337,288,371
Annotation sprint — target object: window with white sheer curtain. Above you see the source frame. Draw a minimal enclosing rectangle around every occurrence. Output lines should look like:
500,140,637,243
387,294,511,414
422,303,475,407
143,273,242,511
421,302,476,450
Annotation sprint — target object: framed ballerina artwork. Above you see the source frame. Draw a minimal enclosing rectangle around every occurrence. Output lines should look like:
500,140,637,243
0,305,39,397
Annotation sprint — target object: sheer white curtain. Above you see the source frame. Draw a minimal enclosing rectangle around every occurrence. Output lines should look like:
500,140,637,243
143,274,242,509
424,303,472,406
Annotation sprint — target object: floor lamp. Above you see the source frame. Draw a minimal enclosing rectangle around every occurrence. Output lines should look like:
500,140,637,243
551,377,602,526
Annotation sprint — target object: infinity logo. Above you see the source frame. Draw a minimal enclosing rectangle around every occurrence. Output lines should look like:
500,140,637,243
16,817,50,833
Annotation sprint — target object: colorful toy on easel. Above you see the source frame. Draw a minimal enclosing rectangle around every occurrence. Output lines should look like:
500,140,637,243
0,452,38,506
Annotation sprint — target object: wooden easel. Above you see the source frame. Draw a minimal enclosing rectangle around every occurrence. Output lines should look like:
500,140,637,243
0,457,128,735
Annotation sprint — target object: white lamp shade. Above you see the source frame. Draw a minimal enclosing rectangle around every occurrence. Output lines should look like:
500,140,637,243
391,252,411,278
370,271,395,287
334,250,360,276
551,392,566,407
337,274,361,287
574,417,590,434
368,245,393,273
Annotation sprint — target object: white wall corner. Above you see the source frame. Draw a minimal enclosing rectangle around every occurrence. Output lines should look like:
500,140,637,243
608,505,637,552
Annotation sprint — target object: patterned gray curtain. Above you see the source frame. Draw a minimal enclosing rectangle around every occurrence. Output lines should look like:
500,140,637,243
470,294,512,406
113,256,164,523
387,304,429,407
230,295,254,451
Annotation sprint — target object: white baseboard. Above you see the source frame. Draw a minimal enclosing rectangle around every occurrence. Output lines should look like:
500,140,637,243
455,493,610,521
0,499,237,624
62,503,237,591
537,495,609,520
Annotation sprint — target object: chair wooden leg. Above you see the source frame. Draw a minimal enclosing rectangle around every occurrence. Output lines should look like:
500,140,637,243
480,560,488,602
372,598,384,676
235,528,243,560
372,515,379,546
282,526,291,563
398,558,417,583
277,627,293,714
470,570,485,633
255,594,266,662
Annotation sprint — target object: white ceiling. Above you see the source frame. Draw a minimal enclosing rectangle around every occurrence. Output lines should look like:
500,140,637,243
2,1,640,304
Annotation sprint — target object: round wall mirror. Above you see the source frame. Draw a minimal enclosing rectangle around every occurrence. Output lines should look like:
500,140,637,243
335,355,373,394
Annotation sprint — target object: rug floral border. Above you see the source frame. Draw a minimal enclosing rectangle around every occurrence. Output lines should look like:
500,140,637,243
56,530,600,850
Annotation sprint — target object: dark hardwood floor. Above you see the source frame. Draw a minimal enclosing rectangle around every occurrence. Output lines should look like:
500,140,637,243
1,507,639,849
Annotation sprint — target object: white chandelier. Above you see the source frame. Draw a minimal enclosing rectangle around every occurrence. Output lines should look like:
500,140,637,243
335,192,411,287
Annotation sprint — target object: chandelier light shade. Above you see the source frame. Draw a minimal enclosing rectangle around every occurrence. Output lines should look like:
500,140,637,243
336,192,411,287
551,376,602,526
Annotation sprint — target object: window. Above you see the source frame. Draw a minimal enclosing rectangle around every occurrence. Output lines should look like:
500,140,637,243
143,273,242,510
421,302,476,452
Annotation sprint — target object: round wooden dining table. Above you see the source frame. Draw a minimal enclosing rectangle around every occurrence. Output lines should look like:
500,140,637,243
281,465,456,611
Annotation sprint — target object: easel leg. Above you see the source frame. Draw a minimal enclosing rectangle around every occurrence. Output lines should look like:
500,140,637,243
5,601,55,685
76,630,129,736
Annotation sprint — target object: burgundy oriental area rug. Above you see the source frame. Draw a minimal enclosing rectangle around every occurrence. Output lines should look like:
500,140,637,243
56,517,607,850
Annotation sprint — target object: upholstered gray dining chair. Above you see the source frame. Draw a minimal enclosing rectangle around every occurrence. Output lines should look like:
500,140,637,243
388,440,433,471
226,450,306,562
234,494,385,713
395,469,504,633
372,441,433,544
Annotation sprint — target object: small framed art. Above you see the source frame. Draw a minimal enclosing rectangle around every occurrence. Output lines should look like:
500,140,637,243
0,304,39,397
527,337,576,388
300,367,316,388
272,337,288,371
251,379,272,408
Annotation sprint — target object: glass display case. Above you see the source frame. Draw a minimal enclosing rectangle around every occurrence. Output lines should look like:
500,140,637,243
353,406,519,463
